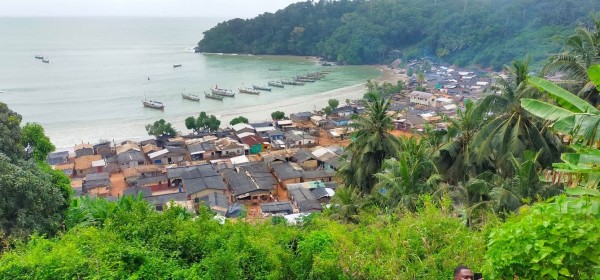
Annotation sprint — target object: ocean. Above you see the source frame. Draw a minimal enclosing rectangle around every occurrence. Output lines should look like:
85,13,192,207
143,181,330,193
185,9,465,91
0,17,380,148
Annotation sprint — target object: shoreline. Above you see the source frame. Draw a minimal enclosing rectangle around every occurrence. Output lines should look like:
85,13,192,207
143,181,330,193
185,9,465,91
53,64,401,150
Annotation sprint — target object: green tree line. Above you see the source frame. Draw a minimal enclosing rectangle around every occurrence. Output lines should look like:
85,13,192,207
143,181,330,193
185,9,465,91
197,0,598,69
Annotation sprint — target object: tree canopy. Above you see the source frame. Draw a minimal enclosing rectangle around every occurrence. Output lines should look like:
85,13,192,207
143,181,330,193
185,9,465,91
145,119,176,138
271,111,285,120
21,123,55,162
185,112,221,134
229,116,249,126
197,0,598,69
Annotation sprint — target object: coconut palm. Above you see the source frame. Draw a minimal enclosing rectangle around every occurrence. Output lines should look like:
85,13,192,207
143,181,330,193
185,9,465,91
372,137,442,211
472,59,562,177
338,92,401,194
543,19,600,106
435,99,484,184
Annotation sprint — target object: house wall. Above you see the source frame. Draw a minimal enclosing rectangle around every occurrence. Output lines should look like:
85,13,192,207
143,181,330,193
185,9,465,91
187,189,225,201
222,148,243,157
249,144,262,155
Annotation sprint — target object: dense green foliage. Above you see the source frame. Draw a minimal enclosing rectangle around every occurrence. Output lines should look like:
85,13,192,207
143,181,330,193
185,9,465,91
21,123,55,162
229,116,249,126
0,103,23,161
145,118,177,138
197,0,598,69
185,112,221,134
486,191,600,279
271,111,285,120
0,196,491,279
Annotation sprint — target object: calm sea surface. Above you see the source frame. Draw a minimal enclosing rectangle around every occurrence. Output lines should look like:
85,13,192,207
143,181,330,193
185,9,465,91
0,17,379,148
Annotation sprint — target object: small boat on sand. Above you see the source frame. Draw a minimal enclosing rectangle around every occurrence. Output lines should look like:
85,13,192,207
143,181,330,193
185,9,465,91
205,92,224,100
268,81,284,88
182,91,200,101
142,99,164,110
239,87,260,95
253,85,272,91
173,64,182,68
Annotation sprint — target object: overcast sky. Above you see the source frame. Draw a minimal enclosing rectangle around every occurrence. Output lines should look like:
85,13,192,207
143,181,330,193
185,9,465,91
0,0,304,18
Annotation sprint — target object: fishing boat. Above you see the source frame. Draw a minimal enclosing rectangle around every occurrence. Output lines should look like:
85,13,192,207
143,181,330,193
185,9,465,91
281,80,304,86
182,91,200,101
34,55,43,59
204,92,224,100
42,59,49,63
252,85,272,91
295,78,316,83
173,64,182,68
211,86,235,97
268,81,284,88
238,87,260,95
142,99,164,110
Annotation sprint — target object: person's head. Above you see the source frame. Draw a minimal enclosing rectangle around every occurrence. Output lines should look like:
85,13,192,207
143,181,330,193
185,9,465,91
454,265,473,280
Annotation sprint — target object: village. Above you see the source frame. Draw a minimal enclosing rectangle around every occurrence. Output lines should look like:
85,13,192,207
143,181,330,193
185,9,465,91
46,59,498,222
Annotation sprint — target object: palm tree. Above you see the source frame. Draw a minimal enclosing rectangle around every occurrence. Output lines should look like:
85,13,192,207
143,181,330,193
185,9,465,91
543,19,600,106
328,186,368,223
472,59,562,177
372,137,441,211
338,92,401,194
435,99,483,184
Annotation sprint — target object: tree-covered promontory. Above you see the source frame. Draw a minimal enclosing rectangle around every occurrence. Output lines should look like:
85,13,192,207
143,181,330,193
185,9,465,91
197,0,598,69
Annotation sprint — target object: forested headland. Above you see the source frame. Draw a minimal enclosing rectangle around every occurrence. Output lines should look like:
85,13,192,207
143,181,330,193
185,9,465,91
198,0,599,69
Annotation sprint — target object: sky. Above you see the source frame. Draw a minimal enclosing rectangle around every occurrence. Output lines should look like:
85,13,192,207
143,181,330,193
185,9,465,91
0,0,304,18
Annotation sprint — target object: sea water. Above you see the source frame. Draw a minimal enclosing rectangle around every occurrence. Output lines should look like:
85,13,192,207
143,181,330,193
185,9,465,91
0,17,379,148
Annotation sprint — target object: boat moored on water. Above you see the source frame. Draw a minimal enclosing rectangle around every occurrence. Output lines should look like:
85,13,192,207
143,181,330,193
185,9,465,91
173,64,182,68
142,99,164,110
182,92,200,101
239,87,260,95
268,81,284,88
252,85,272,91
281,80,304,86
204,92,224,100
35,55,43,59
211,86,235,97
42,59,49,63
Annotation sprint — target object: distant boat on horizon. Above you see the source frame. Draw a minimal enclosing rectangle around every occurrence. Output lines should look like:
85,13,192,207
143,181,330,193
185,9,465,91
34,55,43,59
173,64,182,68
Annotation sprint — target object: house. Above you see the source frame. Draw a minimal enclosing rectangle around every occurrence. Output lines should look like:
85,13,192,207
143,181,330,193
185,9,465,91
47,151,69,165
301,169,336,182
286,131,316,147
271,162,302,187
436,97,454,107
409,91,436,107
93,141,114,158
307,185,334,203
117,150,146,169
276,120,294,130
221,163,276,203
168,164,227,200
122,185,152,198
332,105,354,117
74,143,94,158
310,115,326,127
293,149,318,170
196,192,229,216
186,140,217,161
142,143,161,155
328,127,353,140
290,111,314,122
240,134,264,155
91,158,106,173
74,155,102,177
148,147,189,165
232,123,255,135
54,163,74,177
266,129,285,142
312,147,342,171
215,138,245,158
82,172,110,194
330,116,351,127
122,165,166,190
260,201,294,215
287,185,322,213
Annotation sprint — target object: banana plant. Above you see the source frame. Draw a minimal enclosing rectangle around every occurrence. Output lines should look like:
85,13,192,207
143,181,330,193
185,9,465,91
521,65,600,188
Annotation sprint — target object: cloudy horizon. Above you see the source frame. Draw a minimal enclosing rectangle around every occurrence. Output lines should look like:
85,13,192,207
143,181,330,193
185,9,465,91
0,0,303,19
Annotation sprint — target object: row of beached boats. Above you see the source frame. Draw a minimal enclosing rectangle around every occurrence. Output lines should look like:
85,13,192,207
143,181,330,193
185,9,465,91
142,70,331,110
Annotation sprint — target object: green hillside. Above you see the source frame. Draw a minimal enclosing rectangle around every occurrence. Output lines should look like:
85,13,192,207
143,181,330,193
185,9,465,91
197,0,598,69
